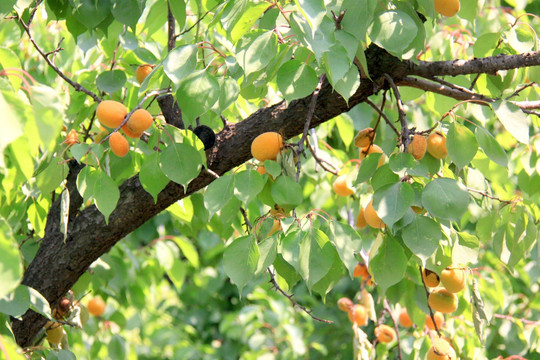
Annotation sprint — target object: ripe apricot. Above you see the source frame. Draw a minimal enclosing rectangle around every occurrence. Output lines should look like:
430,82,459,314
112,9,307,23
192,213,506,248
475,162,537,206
332,174,354,196
364,200,385,229
375,324,396,343
426,312,444,330
338,297,354,312
268,219,282,236
96,100,128,129
434,0,460,17
46,324,64,345
126,108,153,133
428,289,458,314
353,263,369,279
423,269,440,287
109,132,129,157
348,304,368,326
354,127,375,148
427,132,448,159
408,134,427,160
440,266,466,293
121,124,143,139
356,207,367,229
427,337,457,360
360,144,385,168
88,297,106,316
399,308,413,328
136,64,154,84
63,129,80,147
256,166,267,175
251,132,284,162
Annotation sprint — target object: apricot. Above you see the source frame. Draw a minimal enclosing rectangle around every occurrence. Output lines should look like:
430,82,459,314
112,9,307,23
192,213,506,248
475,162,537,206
375,324,396,343
332,174,354,196
251,132,283,162
354,127,375,148
411,205,426,214
408,134,427,160
427,132,448,159
45,323,64,345
268,219,282,236
399,308,413,328
440,266,466,293
427,337,457,360
126,108,153,133
109,132,129,157
360,144,385,168
63,129,80,147
88,296,106,316
96,100,128,129
423,269,440,287
428,289,458,314
337,297,354,312
121,124,143,139
356,207,367,229
57,297,71,316
348,304,368,326
434,0,460,17
353,263,369,279
426,312,444,330
364,200,385,229
136,64,154,84
256,166,267,175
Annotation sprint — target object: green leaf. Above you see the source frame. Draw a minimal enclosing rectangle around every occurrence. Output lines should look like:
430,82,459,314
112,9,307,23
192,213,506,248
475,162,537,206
108,335,128,360
311,252,344,299
0,285,29,317
223,235,260,294
422,178,469,221
169,258,186,289
323,44,351,85
163,45,197,89
355,153,382,184
389,153,416,173
35,156,67,194
372,182,414,228
276,60,318,102
204,174,235,218
93,171,120,223
111,0,143,28
294,0,326,31
402,216,441,264
329,222,362,278
0,47,23,90
139,152,170,203
168,0,186,30
159,142,203,188
447,122,478,168
271,176,303,208
453,232,479,264
475,126,508,167
370,164,399,191
172,237,200,268
27,286,52,318
154,241,175,270
176,70,220,123
221,1,270,43
96,70,127,94
76,166,99,202
298,229,335,290
473,33,500,58
237,31,277,76
369,235,408,292
369,10,418,56
492,100,529,144
72,0,110,29
29,85,64,152
234,170,265,206
332,65,360,103
214,77,239,114
255,237,277,276
0,234,21,299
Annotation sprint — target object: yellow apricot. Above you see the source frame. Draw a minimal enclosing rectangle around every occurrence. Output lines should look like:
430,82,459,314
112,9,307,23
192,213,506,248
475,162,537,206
121,124,143,139
251,132,284,162
375,324,396,343
360,144,385,167
399,308,413,328
268,219,282,236
427,337,457,360
348,304,368,326
440,266,466,293
127,108,153,133
408,134,427,160
434,0,460,17
87,297,106,316
423,269,440,287
96,100,128,129
337,297,354,312
109,132,129,157
356,207,367,229
46,324,64,345
426,312,444,330
354,127,375,148
428,289,458,314
136,64,154,84
364,200,385,229
332,174,354,196
427,132,448,159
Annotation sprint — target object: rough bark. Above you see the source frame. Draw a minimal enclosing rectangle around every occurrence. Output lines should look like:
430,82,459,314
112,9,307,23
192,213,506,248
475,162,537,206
12,45,540,347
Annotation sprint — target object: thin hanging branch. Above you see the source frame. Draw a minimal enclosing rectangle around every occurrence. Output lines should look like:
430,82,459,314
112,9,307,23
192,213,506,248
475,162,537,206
419,266,442,337
383,74,409,147
383,299,402,360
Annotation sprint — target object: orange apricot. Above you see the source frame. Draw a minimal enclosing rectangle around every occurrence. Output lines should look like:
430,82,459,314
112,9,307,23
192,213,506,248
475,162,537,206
364,200,385,229
427,337,457,360
356,207,367,229
353,263,369,279
87,297,106,317
427,132,448,159
434,0,460,17
332,174,354,196
256,166,267,175
428,289,458,314
251,132,284,162
109,132,129,157
337,297,354,312
348,304,368,326
423,269,440,288
375,324,396,343
440,266,466,293
63,129,80,147
136,64,154,84
354,127,375,148
126,108,153,133
268,219,282,236
121,124,143,139
399,308,413,328
426,312,444,330
408,134,427,160
360,144,386,168
96,100,128,129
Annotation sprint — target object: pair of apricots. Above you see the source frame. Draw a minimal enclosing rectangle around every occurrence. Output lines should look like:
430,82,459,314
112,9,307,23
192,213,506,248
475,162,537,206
423,267,467,315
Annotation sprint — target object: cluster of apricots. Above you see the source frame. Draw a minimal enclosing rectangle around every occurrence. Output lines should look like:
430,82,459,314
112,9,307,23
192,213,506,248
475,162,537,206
423,266,467,314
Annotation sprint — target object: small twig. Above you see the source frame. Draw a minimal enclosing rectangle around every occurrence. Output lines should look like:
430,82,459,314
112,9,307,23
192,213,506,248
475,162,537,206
419,266,442,337
383,74,409,147
383,299,402,360
109,40,120,71
493,313,540,327
466,187,512,204
365,98,400,137
306,137,339,175
331,10,346,30
267,268,333,324
220,115,229,128
505,82,536,100
239,207,252,232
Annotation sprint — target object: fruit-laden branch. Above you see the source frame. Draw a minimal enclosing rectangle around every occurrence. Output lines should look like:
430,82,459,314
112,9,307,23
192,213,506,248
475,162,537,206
12,44,540,347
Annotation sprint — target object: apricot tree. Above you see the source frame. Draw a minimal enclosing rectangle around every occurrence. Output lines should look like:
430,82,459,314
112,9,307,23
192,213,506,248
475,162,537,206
0,0,539,359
